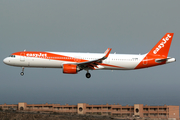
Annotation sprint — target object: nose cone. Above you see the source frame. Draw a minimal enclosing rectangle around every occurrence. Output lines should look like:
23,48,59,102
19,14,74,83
3,58,9,65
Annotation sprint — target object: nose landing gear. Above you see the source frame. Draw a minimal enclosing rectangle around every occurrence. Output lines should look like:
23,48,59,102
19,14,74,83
20,67,24,76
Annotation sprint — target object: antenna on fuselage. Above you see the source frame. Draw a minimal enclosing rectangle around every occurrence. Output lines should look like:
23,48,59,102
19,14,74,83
24,49,26,52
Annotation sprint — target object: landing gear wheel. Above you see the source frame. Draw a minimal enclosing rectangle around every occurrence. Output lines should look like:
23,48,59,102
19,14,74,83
20,72,24,76
86,73,91,78
20,67,25,76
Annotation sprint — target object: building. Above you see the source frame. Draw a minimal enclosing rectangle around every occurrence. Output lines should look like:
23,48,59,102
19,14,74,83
0,103,179,119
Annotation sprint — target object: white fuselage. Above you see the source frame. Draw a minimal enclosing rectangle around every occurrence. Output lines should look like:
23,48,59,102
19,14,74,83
3,52,146,70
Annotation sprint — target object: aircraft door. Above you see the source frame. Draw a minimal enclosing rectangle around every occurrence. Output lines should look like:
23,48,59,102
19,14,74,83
143,57,148,65
74,56,81,62
20,53,25,62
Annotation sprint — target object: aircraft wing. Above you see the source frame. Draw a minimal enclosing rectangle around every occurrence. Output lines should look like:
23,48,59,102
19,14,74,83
77,48,112,70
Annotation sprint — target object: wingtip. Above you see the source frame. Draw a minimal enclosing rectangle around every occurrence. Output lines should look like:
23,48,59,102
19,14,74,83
104,48,112,58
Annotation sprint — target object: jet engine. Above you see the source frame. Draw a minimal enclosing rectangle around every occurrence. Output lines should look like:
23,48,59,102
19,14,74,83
63,64,80,74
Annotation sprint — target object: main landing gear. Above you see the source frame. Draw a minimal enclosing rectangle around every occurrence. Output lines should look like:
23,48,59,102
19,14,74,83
86,71,91,78
20,67,24,76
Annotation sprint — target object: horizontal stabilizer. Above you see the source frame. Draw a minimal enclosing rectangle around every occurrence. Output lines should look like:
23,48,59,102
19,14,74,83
155,58,176,63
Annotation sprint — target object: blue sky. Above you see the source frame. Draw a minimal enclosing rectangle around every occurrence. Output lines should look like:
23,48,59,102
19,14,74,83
1,0,180,106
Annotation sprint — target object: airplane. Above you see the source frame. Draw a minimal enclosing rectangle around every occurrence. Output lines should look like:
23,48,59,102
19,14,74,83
3,33,176,78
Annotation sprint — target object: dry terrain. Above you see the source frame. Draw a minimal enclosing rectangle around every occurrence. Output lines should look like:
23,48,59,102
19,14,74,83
0,111,125,120
0,111,168,120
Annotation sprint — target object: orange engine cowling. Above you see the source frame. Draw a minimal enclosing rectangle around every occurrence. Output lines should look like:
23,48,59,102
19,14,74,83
63,64,78,74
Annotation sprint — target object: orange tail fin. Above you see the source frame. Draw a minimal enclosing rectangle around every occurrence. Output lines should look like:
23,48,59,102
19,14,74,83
135,33,174,69
148,33,174,58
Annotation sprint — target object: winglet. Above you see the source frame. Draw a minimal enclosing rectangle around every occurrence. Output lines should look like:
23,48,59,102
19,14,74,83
104,48,112,58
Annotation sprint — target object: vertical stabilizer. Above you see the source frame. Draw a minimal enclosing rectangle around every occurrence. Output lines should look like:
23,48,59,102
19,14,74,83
148,33,174,58
135,33,174,69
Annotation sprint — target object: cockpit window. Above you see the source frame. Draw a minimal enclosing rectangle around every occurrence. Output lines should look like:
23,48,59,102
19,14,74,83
9,55,16,57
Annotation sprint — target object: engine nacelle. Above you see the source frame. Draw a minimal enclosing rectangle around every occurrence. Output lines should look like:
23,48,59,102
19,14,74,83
63,64,79,74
